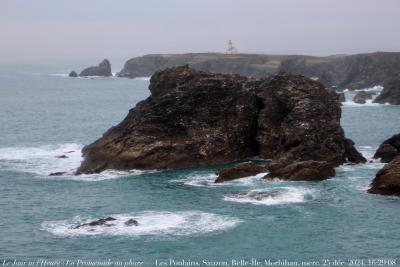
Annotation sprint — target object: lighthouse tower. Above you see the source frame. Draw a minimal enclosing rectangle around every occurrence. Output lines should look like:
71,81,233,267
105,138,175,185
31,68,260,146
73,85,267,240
226,40,238,54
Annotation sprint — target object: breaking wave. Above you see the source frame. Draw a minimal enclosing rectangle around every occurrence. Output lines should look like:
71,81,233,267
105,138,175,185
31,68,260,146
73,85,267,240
0,143,148,181
223,187,316,206
41,211,241,238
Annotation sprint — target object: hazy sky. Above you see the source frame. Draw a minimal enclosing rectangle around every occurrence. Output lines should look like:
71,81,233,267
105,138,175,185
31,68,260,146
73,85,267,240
1,0,400,64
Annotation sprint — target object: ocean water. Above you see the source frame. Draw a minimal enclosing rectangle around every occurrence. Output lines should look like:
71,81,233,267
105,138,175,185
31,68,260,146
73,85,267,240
1,65,400,265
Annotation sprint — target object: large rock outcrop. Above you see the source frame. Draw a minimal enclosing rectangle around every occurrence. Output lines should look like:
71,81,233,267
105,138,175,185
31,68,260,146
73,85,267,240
79,59,112,77
77,66,364,180
368,156,400,196
373,134,400,163
373,76,400,105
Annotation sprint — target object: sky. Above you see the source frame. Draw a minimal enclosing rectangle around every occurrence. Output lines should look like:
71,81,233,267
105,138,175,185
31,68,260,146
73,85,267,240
1,0,400,64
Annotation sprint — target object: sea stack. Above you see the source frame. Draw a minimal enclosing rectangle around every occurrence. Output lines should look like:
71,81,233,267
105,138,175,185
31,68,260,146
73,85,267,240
69,71,78,77
79,59,112,77
76,66,364,180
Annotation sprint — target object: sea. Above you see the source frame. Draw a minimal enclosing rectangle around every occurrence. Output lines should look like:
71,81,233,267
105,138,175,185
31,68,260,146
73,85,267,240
1,64,400,266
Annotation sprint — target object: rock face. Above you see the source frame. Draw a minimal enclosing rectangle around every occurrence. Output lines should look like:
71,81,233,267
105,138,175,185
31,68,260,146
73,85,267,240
344,139,367,163
368,156,400,195
79,59,112,77
353,91,376,104
373,134,400,163
77,66,364,180
373,76,400,104
265,160,335,181
279,52,400,90
69,71,78,77
215,162,266,183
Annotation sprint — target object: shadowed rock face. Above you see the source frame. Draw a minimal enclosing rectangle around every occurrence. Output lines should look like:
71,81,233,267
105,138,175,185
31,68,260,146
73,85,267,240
77,66,364,180
279,52,400,90
79,59,112,77
373,76,400,105
373,134,400,163
369,156,400,196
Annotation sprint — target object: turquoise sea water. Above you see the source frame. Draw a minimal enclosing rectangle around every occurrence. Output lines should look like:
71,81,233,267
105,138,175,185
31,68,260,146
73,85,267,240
1,65,400,266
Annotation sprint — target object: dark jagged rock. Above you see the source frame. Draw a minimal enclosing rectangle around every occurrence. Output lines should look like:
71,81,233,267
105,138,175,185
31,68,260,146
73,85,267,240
77,66,363,180
73,217,116,229
373,134,400,163
265,160,335,181
255,73,364,180
124,219,139,226
353,91,376,104
69,71,78,77
279,52,400,90
49,171,67,176
344,138,367,163
55,155,68,159
79,59,112,77
373,76,400,105
368,156,400,196
215,162,266,183
77,65,259,173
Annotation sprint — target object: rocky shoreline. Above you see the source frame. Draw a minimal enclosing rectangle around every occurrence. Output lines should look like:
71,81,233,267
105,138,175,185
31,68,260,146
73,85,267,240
76,65,365,182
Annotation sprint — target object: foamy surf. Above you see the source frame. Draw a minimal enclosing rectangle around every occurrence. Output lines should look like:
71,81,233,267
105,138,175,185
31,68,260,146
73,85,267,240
0,143,148,181
41,211,240,238
223,187,316,206
171,171,268,187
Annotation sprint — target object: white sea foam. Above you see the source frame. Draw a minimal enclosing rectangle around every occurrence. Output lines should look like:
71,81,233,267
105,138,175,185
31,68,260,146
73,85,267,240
223,187,315,206
41,211,240,237
0,143,148,181
342,100,389,107
171,172,268,187
134,77,151,81
354,85,384,92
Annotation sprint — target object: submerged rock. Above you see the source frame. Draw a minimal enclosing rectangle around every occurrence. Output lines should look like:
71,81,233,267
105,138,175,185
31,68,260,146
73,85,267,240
49,172,67,176
55,155,68,159
373,133,400,163
124,219,139,226
215,162,266,183
79,59,112,77
353,91,376,104
77,66,364,181
373,76,400,105
73,217,117,229
368,156,400,196
68,71,78,77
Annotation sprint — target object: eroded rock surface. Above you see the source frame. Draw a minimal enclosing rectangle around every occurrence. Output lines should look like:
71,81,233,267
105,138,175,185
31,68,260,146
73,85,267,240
77,66,364,181
373,134,400,163
215,162,266,183
368,156,400,196
373,76,400,105
79,59,112,77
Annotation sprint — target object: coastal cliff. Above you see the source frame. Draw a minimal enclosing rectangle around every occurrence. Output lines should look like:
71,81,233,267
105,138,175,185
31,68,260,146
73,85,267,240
117,52,400,91
77,66,364,179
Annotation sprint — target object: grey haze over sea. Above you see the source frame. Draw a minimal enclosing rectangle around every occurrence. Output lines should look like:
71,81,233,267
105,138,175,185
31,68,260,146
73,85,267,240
1,64,400,263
